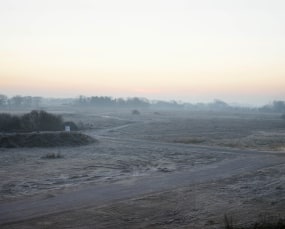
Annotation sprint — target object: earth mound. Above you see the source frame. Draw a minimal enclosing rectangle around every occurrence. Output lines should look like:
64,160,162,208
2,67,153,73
0,132,96,148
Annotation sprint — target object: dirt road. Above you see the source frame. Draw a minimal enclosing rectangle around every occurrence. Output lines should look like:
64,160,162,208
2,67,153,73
0,140,283,225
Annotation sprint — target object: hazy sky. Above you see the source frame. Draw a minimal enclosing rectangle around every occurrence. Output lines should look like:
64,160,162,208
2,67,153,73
1,0,284,105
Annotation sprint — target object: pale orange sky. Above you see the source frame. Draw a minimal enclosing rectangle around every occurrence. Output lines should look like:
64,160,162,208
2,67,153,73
1,0,285,105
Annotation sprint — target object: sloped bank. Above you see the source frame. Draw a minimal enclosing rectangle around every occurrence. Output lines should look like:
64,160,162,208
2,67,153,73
0,132,96,148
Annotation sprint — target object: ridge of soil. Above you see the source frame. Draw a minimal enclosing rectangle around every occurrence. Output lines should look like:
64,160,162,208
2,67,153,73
0,132,96,148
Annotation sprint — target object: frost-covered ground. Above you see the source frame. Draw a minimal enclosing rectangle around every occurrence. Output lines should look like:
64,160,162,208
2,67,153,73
0,109,284,228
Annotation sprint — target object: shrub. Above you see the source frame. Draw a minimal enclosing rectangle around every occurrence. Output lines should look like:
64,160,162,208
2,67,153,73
42,152,63,159
132,109,140,115
0,114,21,132
0,110,63,132
21,110,63,131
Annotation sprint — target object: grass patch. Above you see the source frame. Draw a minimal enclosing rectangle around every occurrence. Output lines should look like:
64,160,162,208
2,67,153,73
224,215,285,229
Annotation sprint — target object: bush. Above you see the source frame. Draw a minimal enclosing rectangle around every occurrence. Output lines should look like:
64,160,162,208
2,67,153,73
0,110,63,132
42,152,63,159
132,109,140,115
0,114,21,132
21,110,63,131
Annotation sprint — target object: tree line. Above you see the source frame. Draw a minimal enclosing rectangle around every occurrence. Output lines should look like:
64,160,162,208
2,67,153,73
1,94,285,113
75,96,150,108
0,95,42,108
259,101,285,113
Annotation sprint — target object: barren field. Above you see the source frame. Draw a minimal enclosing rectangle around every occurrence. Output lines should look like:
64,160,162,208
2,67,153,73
0,109,284,228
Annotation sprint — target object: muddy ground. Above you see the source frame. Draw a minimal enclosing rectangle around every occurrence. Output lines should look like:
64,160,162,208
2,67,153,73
0,108,284,228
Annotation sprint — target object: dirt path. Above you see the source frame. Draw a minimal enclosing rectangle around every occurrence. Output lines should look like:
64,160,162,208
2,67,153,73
1,120,284,226
0,149,283,225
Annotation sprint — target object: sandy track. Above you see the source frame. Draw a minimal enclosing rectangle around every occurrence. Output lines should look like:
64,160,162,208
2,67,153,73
0,145,282,225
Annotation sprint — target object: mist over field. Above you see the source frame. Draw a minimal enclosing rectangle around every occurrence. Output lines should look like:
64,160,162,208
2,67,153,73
1,0,285,228
1,94,285,110
0,93,285,228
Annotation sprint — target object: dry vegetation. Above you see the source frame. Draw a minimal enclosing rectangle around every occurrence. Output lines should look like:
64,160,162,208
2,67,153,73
0,109,284,228
105,111,285,151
